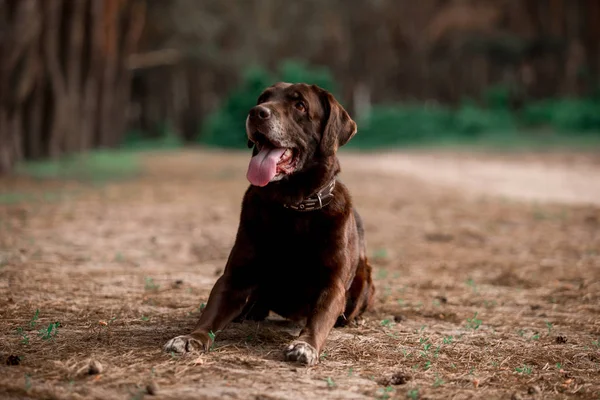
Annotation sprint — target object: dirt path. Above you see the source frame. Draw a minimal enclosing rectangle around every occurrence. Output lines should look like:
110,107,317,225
341,151,600,206
1,149,599,400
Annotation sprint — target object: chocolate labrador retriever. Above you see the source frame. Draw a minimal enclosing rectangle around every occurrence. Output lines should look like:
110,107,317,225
164,82,375,365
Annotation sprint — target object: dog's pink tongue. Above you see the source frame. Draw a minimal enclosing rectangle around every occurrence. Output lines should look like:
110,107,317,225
247,145,286,187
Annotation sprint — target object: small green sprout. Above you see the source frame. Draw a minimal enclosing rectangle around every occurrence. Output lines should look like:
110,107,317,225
378,386,394,399
38,322,60,340
407,388,419,399
515,365,532,375
465,278,477,293
16,327,30,345
144,277,159,291
29,309,40,328
466,312,482,330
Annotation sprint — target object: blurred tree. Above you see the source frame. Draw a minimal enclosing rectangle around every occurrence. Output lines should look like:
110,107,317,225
129,0,599,143
0,0,145,172
2,0,599,171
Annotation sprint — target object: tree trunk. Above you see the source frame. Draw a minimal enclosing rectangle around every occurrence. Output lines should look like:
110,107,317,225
0,0,146,173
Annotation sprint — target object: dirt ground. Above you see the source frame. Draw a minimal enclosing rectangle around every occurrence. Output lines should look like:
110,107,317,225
1,148,599,400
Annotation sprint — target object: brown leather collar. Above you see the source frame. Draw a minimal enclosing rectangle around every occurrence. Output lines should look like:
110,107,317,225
283,178,336,212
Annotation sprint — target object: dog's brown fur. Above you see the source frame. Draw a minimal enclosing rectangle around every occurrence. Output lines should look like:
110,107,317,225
164,82,375,365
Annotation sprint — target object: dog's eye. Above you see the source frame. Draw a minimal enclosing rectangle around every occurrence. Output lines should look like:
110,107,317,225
294,101,306,113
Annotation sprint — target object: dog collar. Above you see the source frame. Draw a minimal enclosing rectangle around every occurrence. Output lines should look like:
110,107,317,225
283,179,336,212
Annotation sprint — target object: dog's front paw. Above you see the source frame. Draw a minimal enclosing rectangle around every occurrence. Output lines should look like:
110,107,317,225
284,341,318,366
163,332,211,354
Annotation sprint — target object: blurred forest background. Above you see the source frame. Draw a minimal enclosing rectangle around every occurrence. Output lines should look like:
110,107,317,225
1,0,600,174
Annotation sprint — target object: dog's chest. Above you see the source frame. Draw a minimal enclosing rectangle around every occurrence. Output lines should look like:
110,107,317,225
244,209,348,317
253,213,332,255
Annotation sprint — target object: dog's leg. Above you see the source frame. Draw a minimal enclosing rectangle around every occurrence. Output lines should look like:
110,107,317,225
335,257,375,327
164,227,257,354
284,280,346,366
164,273,252,354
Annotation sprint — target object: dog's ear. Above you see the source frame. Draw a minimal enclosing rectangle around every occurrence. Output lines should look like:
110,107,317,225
316,87,357,157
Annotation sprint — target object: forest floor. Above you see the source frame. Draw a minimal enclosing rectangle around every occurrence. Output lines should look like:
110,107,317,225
1,148,599,400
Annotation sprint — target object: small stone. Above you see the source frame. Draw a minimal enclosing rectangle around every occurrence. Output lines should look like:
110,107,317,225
88,359,103,375
435,295,448,304
6,355,21,366
393,314,405,323
146,381,159,395
378,371,410,386
528,385,541,395
172,279,184,289
511,392,523,400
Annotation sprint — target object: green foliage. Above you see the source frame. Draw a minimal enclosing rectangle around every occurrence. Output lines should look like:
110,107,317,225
351,104,455,149
16,327,30,345
16,150,140,183
454,101,515,136
38,322,61,341
377,386,394,399
407,388,420,399
29,309,40,328
515,364,533,375
521,97,600,133
199,60,599,151
466,312,482,330
278,60,336,92
484,84,512,110
325,377,336,388
200,60,336,148
144,277,160,291
351,98,520,149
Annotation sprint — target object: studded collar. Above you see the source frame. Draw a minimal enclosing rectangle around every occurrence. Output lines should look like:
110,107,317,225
283,178,336,212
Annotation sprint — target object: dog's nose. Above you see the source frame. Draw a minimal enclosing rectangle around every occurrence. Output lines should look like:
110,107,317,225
249,105,271,120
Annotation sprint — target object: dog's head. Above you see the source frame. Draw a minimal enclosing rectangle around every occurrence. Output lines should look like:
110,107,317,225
245,82,357,187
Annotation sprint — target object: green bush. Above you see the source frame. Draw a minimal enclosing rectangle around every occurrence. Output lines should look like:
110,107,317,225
522,98,600,133
483,84,512,110
454,101,515,136
351,104,455,148
199,61,599,150
200,60,336,148
350,101,517,149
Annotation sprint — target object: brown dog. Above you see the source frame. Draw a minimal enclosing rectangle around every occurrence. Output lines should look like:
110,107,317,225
164,82,375,365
